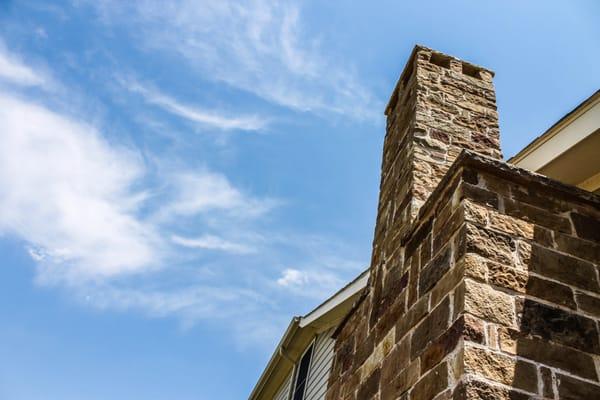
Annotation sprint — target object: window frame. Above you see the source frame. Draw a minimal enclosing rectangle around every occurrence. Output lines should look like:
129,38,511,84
289,339,315,400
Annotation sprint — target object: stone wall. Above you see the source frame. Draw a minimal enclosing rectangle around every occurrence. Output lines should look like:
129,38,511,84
456,155,600,399
325,46,600,400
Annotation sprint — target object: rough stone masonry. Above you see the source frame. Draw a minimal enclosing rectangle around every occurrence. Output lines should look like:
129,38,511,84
325,45,600,399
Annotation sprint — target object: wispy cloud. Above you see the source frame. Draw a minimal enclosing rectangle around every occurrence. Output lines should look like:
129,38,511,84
157,170,278,221
0,40,365,348
0,92,160,280
276,267,347,300
0,40,47,87
124,79,269,131
88,0,381,119
171,234,255,254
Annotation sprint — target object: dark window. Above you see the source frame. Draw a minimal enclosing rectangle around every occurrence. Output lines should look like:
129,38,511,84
291,344,314,400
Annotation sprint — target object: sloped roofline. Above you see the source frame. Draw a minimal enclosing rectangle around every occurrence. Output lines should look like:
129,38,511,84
248,269,369,400
508,89,600,167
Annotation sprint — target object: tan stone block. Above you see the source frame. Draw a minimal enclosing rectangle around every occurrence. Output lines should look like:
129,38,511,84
464,346,538,393
453,378,530,400
381,336,410,384
464,345,513,385
462,254,487,281
486,324,498,349
382,328,396,357
487,261,528,293
488,211,534,239
361,337,385,381
430,260,464,308
464,279,516,327
465,223,515,265
516,241,531,269
497,326,519,354
463,200,488,226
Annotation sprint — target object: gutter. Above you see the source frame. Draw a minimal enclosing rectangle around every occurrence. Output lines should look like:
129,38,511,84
247,317,300,400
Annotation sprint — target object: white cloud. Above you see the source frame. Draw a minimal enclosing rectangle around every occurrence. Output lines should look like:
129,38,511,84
0,41,47,87
277,268,307,287
0,39,366,347
88,0,381,119
158,170,277,220
78,282,283,348
276,266,347,300
171,234,255,254
125,79,269,131
0,92,160,280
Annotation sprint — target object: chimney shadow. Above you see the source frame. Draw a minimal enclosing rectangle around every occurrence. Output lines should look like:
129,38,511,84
509,223,600,399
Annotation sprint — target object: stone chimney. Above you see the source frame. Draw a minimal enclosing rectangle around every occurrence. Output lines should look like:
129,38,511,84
328,45,600,400
371,45,501,288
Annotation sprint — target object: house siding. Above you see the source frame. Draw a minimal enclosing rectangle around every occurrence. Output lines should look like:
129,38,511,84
304,328,335,400
274,371,292,400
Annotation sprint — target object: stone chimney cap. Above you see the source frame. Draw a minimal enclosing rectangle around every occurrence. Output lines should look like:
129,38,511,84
385,44,495,116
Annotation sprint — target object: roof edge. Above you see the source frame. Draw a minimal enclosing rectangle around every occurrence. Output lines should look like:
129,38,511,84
508,89,600,164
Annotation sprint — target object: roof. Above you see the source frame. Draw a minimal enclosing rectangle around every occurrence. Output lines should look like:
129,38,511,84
508,89,600,169
248,269,369,400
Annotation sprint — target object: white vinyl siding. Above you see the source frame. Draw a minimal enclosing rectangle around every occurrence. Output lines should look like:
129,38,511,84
274,371,293,400
303,328,336,400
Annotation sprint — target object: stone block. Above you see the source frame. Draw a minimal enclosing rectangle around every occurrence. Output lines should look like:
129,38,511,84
529,244,600,293
540,367,554,399
381,335,410,384
557,373,600,399
419,316,466,373
464,279,515,327
356,367,380,400
497,326,519,354
396,294,430,341
519,299,600,354
487,261,528,293
433,205,465,253
380,359,420,400
463,345,538,393
465,224,515,265
463,199,488,226
525,275,576,309
420,246,452,296
462,254,487,281
504,197,572,234
571,212,600,243
575,291,600,318
409,362,450,400
462,183,499,209
411,297,451,359
554,230,600,264
452,378,530,400
517,337,598,381
488,210,534,239
430,257,464,308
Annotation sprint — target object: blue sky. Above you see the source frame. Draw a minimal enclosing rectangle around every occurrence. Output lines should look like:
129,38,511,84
0,1,598,399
